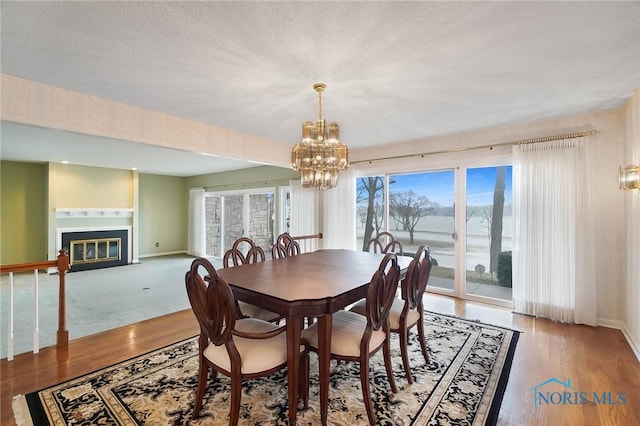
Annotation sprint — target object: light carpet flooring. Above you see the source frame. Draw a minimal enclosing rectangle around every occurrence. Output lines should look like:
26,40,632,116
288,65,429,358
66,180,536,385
1,254,221,359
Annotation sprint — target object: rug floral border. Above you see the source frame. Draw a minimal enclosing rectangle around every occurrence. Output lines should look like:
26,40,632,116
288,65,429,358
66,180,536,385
16,312,519,426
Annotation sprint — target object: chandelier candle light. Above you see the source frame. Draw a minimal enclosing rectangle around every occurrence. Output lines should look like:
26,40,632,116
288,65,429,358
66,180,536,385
291,83,349,190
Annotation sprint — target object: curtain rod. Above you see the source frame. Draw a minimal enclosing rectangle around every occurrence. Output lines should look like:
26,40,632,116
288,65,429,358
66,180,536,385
351,129,597,165
203,178,292,192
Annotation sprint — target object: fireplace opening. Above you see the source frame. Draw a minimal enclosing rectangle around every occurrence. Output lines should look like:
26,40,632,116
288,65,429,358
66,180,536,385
62,229,129,272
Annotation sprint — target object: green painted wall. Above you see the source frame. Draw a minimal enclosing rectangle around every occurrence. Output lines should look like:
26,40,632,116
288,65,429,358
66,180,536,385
1,161,48,264
138,173,187,255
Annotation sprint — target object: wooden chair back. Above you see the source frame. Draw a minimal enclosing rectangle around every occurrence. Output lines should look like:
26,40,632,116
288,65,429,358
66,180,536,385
364,252,401,332
185,257,236,347
367,231,404,255
403,245,433,310
223,237,266,267
271,232,301,259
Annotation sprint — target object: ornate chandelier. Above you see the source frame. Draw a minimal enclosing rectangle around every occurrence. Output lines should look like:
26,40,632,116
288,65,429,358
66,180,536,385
290,83,349,190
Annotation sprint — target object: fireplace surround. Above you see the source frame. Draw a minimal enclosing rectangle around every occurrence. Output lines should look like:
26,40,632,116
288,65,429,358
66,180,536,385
59,228,130,272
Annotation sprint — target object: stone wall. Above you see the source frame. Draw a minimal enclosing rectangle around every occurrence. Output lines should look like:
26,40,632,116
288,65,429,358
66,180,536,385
205,196,221,257
205,193,275,258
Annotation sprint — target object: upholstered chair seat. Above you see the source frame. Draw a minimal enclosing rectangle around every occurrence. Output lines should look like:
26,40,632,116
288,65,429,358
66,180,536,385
186,257,307,425
302,310,386,358
301,253,400,425
351,297,421,330
236,302,281,322
350,245,433,385
203,318,287,374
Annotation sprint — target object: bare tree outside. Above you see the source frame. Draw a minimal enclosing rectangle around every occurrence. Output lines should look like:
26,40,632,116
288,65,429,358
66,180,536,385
389,191,439,244
467,167,507,274
466,205,477,223
357,176,384,251
478,205,493,238
489,166,506,273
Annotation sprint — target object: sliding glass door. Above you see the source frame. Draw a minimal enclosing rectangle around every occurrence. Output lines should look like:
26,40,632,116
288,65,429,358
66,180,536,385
388,170,456,294
464,166,513,304
356,161,513,306
205,188,276,258
356,170,456,295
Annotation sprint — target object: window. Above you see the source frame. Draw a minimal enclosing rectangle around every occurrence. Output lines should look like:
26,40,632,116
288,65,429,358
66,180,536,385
205,189,276,257
355,162,513,306
464,166,513,303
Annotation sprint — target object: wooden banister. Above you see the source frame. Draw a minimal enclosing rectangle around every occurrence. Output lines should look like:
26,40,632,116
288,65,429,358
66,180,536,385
0,249,70,360
287,233,322,254
290,232,323,241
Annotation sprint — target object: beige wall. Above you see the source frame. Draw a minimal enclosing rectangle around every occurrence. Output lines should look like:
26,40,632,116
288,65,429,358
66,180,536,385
623,87,640,359
0,161,48,264
52,163,133,208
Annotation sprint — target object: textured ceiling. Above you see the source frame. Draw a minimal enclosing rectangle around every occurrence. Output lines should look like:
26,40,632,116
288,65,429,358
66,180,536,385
1,1,639,176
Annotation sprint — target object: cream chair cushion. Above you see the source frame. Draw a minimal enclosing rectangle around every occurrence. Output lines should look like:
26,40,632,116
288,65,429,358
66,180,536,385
388,298,420,329
237,301,281,322
351,298,420,330
302,310,386,357
203,318,287,374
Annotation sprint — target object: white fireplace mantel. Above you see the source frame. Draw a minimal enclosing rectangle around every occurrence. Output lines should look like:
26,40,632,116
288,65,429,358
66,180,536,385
56,208,134,219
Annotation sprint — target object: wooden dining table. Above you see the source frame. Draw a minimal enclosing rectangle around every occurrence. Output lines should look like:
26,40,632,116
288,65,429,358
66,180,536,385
217,249,412,425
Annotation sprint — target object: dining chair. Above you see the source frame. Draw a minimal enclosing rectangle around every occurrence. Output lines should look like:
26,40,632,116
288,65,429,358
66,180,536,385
301,252,400,425
271,232,301,259
367,231,404,255
223,237,281,322
270,232,315,326
185,257,308,425
350,245,432,384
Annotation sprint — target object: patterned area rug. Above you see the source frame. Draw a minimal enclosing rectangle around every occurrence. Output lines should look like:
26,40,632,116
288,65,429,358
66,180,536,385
13,312,519,425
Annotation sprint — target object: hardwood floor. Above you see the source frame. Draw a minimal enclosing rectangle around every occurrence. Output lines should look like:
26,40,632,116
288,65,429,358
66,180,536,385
1,294,638,425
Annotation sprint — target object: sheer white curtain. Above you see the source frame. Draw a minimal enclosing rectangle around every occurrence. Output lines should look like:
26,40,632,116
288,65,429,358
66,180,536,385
187,187,206,257
512,137,597,325
290,180,319,252
321,168,356,250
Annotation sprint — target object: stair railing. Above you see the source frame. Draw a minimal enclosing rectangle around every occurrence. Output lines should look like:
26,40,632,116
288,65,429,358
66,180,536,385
0,249,70,361
291,232,323,253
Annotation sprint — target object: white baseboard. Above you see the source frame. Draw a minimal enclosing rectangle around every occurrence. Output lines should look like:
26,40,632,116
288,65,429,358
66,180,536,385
597,318,624,329
137,250,187,259
597,317,640,363
621,326,640,363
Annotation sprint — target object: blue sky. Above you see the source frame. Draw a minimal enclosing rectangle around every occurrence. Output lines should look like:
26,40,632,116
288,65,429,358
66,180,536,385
358,166,513,207
466,166,513,206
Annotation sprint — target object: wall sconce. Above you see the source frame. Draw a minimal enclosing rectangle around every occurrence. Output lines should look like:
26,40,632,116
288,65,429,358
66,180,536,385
619,165,640,190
